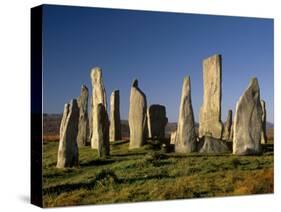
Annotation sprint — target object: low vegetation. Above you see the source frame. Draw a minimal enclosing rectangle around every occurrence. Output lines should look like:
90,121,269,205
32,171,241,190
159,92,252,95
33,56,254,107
43,140,273,207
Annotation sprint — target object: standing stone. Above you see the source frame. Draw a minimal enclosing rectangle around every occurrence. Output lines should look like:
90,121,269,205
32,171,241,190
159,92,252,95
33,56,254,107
109,90,122,142
175,76,197,153
96,103,110,158
57,99,79,168
233,78,263,155
170,131,177,144
261,100,267,144
128,79,147,149
222,110,232,141
90,67,107,149
88,97,93,143
147,104,168,139
229,125,234,141
199,54,223,139
77,85,89,146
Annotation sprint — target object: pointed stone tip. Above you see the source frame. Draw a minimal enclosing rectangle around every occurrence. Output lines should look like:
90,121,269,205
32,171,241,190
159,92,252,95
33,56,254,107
183,75,190,81
90,67,102,79
249,77,259,89
81,84,88,91
132,79,138,87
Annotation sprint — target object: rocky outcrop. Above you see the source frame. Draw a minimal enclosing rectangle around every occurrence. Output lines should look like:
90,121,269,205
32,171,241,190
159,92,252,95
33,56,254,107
198,136,230,154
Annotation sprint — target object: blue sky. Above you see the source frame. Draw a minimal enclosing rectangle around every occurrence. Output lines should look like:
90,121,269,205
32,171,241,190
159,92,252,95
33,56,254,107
43,5,274,123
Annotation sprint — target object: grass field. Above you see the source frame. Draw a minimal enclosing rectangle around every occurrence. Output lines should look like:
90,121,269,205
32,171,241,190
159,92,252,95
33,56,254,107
43,140,273,207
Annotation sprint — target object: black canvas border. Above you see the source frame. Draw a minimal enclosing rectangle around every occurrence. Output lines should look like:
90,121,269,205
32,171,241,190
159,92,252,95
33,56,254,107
31,5,43,208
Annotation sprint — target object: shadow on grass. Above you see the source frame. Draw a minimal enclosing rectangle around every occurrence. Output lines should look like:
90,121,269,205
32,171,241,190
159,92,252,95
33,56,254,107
110,140,130,146
43,169,119,196
80,159,116,167
111,152,147,157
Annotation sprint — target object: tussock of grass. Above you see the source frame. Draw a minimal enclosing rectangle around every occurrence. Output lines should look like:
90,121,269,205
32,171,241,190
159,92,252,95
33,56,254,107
43,141,273,207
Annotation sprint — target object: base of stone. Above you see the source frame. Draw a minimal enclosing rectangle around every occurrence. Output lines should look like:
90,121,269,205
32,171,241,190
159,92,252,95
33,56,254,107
198,136,231,154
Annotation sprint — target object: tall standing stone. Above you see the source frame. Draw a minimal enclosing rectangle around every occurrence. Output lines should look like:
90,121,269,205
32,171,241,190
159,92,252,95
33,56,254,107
96,103,110,158
90,67,107,149
57,99,79,168
128,79,147,149
261,100,267,144
233,78,263,155
147,104,168,139
222,110,232,141
199,54,223,139
77,85,89,146
175,76,197,153
109,90,122,142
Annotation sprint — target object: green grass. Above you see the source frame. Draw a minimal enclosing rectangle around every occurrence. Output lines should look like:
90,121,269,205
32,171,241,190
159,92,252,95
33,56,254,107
43,140,273,207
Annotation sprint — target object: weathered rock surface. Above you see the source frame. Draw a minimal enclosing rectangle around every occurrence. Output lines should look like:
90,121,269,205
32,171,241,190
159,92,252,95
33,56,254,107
198,136,230,154
96,103,110,158
88,97,93,143
233,78,263,155
175,76,197,153
110,90,122,142
170,131,177,144
77,85,89,146
57,99,79,168
147,104,168,139
222,110,232,141
261,100,267,144
199,54,223,139
128,79,147,149
90,67,107,149
229,125,233,141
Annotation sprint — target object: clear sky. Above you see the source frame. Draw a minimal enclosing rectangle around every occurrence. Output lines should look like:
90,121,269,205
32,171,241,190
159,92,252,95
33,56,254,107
43,4,274,123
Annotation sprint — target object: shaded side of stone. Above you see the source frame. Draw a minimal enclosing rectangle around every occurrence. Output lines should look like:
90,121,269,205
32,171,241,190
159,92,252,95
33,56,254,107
109,90,122,142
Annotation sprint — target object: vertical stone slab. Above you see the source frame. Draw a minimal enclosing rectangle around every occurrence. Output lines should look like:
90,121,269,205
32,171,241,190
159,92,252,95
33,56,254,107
175,76,197,153
261,100,267,144
109,90,122,142
57,99,79,168
222,110,232,141
147,104,168,139
199,54,223,139
90,67,107,149
96,103,110,158
77,85,89,146
128,79,147,149
229,125,234,141
170,131,177,145
233,78,263,155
